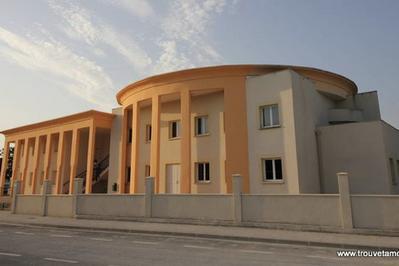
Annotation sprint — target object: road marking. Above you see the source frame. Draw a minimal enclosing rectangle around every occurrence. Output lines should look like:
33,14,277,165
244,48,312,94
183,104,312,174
132,240,158,245
183,245,215,250
306,255,342,261
240,249,274,255
15,231,34,235
50,234,73,238
89,237,113,242
44,258,78,264
0,252,22,257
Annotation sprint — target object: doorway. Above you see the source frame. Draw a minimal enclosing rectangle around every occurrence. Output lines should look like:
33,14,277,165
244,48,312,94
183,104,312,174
165,164,180,194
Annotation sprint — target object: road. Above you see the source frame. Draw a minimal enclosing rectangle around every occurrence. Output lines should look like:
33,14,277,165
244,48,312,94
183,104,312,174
0,224,397,265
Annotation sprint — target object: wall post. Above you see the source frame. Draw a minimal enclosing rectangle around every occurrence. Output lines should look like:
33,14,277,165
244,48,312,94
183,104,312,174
11,180,21,214
337,172,353,231
145,176,154,218
41,179,51,216
232,174,243,223
72,178,83,218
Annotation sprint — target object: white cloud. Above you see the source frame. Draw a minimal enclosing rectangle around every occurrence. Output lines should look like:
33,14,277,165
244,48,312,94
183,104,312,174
48,0,152,71
0,26,115,109
107,0,155,18
153,0,227,74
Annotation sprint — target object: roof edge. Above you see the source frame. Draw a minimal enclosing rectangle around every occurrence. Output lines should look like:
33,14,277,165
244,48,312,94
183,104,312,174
116,64,358,104
1,110,115,136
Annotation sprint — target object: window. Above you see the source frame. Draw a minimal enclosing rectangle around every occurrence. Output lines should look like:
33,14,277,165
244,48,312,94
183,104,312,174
169,120,180,139
260,104,280,128
262,158,283,181
128,128,132,143
145,165,151,177
145,125,152,142
389,158,396,185
397,160,399,185
126,166,131,183
196,162,210,182
195,116,208,136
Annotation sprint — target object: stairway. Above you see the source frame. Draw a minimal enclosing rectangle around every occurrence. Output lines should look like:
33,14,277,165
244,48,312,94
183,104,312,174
62,155,109,194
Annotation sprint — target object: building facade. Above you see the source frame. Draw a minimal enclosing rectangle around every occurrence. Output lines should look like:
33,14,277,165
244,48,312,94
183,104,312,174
1,65,398,196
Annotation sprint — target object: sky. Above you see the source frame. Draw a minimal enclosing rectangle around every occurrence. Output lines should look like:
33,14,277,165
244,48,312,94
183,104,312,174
0,0,398,148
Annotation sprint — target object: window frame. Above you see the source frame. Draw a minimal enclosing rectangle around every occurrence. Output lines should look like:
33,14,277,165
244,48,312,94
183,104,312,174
262,158,283,182
259,104,280,129
195,115,209,136
169,120,181,140
195,162,210,183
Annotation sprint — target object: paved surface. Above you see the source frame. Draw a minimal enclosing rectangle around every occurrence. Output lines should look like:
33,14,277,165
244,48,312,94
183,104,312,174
0,224,398,266
0,211,399,250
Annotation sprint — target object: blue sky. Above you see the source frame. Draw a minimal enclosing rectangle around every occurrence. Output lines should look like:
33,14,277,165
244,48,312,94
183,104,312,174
0,0,398,147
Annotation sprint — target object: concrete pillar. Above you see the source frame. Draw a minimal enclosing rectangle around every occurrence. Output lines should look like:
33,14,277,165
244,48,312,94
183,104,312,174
10,140,21,196
55,132,65,194
72,178,83,218
130,102,140,194
337,172,353,231
0,141,9,196
145,176,154,218
180,90,191,193
31,136,41,194
232,174,243,223
41,179,51,216
150,95,160,193
85,124,96,194
118,109,128,193
21,138,30,194
69,129,80,194
11,180,21,214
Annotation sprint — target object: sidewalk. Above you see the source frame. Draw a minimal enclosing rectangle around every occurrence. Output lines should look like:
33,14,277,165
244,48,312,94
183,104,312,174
0,211,398,250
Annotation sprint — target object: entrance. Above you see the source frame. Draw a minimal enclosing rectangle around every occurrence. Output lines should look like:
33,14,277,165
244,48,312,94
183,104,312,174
166,164,180,194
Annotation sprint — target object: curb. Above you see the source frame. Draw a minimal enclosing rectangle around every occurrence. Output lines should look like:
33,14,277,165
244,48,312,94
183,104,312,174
0,221,397,251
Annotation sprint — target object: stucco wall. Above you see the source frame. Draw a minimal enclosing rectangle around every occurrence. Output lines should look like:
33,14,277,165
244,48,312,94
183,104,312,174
246,70,299,194
190,92,225,193
335,91,381,122
77,194,145,217
152,194,233,220
351,195,399,229
15,195,42,215
242,194,341,227
46,195,73,217
159,99,181,193
318,121,391,194
291,71,335,193
381,122,399,194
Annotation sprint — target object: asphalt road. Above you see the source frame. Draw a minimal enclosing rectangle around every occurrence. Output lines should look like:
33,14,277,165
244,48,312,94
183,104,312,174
0,224,397,266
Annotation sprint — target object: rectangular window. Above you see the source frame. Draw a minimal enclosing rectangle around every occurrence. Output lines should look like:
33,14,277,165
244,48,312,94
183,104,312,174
126,166,131,183
128,128,132,143
145,125,152,142
169,120,180,139
260,104,280,128
196,162,210,182
262,158,283,181
195,116,208,136
145,165,151,177
389,158,396,185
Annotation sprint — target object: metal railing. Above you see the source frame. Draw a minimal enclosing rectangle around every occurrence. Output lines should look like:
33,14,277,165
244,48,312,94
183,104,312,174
63,155,109,193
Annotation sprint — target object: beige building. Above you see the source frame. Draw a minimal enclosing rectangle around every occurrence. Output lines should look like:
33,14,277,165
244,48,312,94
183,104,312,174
1,65,398,196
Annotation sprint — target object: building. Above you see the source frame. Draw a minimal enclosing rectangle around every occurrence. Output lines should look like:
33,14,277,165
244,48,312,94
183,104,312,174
1,65,398,197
